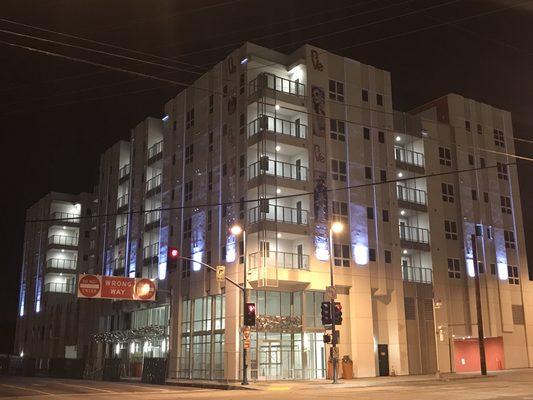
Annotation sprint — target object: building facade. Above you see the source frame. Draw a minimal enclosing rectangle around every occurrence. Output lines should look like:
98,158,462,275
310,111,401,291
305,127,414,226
15,42,533,381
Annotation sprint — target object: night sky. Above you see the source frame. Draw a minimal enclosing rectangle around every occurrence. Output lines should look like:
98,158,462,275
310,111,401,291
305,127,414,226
1,0,532,354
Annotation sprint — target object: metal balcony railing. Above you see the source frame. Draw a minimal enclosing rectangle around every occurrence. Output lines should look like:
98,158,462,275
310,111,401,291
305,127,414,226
49,212,80,224
394,146,425,168
116,224,127,239
119,164,130,179
396,185,427,206
117,193,129,209
248,115,307,139
248,159,308,182
248,72,305,97
249,251,310,270
248,204,308,225
46,258,77,270
144,210,161,225
143,242,159,260
398,225,430,244
44,282,75,294
147,141,163,160
48,235,78,246
402,265,433,284
146,174,162,193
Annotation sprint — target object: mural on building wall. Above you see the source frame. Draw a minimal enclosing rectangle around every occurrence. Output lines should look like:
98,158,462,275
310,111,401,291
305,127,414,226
311,85,326,137
311,49,324,71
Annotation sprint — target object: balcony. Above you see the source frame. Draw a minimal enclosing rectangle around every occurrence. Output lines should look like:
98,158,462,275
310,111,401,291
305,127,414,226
249,158,308,182
117,194,129,210
48,235,78,247
145,174,162,195
45,282,74,294
143,242,159,264
147,141,163,163
399,225,430,250
116,224,127,240
119,164,130,182
394,147,425,171
111,257,126,271
46,258,77,270
248,115,307,139
249,251,309,270
49,212,80,224
402,265,433,284
248,72,305,97
249,204,308,226
144,210,161,227
397,186,427,211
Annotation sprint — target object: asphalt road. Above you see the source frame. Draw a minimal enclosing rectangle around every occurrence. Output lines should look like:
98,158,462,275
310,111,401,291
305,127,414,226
2,370,533,399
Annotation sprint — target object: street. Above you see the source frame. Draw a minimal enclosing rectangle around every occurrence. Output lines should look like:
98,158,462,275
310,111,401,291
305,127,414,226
2,369,533,400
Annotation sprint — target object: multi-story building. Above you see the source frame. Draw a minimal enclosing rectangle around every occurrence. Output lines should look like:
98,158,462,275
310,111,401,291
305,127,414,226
15,42,533,382
15,191,97,364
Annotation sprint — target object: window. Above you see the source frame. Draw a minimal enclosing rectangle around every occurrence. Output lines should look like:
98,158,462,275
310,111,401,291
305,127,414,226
362,89,369,102
504,230,516,249
172,120,177,131
368,248,376,262
239,114,245,135
239,197,245,220
331,159,347,182
380,170,387,182
382,209,389,222
376,93,383,106
508,265,519,285
207,210,212,231
447,258,460,279
208,131,214,152
186,108,195,128
483,192,489,203
239,73,245,94
478,261,485,274
477,124,483,135
480,157,486,168
239,241,244,264
209,95,214,114
367,207,374,219
501,196,512,214
223,85,227,97
328,80,344,102
222,163,227,176
497,162,508,180
487,226,494,239
490,263,496,275
465,120,471,132
330,119,346,141
185,144,194,164
208,171,213,191
444,220,458,240
182,258,191,278
333,243,350,267
441,183,455,203
378,131,385,143
439,147,452,166
468,154,474,166
494,129,505,147
332,201,348,224
471,189,477,201
239,154,245,177
363,127,370,140
512,305,525,324
183,217,192,239
404,297,416,320
184,180,193,201
384,250,391,263
365,166,372,180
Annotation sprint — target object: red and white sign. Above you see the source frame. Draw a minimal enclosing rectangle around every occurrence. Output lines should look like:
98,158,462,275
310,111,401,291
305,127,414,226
77,275,157,301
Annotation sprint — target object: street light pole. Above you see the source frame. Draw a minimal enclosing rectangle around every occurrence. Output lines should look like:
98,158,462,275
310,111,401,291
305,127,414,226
471,233,487,376
432,299,442,379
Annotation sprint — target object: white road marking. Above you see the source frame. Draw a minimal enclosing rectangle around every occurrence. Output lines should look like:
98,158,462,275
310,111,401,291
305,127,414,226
1,383,54,395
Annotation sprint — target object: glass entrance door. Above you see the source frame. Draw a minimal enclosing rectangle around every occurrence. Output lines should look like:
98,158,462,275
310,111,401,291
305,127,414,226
259,340,282,379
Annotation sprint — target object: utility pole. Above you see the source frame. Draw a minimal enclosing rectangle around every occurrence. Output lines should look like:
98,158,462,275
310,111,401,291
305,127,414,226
471,232,487,376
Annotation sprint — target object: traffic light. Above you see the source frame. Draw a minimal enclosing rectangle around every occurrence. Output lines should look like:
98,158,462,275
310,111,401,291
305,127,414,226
167,246,179,270
333,302,342,325
321,301,332,325
244,302,256,326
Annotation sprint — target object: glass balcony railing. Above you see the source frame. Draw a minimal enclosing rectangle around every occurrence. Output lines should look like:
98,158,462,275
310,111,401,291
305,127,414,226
396,186,427,206
248,72,305,97
117,193,129,209
248,159,308,181
248,204,308,225
49,212,80,224
249,251,309,270
46,258,77,270
116,224,127,239
48,235,78,247
45,282,75,294
119,164,130,179
144,210,161,225
248,115,307,139
143,242,159,260
147,141,163,160
146,174,162,193
398,225,430,244
402,265,433,284
394,146,425,168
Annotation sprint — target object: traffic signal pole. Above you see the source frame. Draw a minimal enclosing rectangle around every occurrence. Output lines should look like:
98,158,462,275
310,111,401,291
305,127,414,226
471,234,487,376
328,228,339,384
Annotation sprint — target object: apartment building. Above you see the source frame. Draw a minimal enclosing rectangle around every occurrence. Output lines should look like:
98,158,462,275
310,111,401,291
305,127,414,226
15,191,97,363
15,42,533,382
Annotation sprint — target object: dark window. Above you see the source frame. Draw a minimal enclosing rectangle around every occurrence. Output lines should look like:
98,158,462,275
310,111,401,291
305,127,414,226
508,265,519,285
468,154,474,165
208,171,213,191
465,120,471,132
208,131,214,152
490,263,496,275
363,127,370,140
239,73,245,94
328,80,345,102
382,210,389,222
497,162,508,180
333,243,350,267
483,192,489,203
494,129,505,147
239,114,245,135
369,248,376,262
184,181,193,201
330,119,346,141
376,94,383,106
441,183,454,203
480,157,486,168
504,230,516,249
501,196,512,214
439,147,452,166
367,207,374,219
331,159,347,182
362,89,369,102
378,131,385,143
209,95,214,114
444,220,458,240
384,250,391,263
472,189,478,200
448,258,460,279
365,166,372,180
185,144,194,164
380,170,387,182
186,108,195,128
239,154,245,177
477,124,483,134
222,163,227,176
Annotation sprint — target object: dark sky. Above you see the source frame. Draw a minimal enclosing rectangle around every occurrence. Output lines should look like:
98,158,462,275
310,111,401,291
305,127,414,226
1,0,532,354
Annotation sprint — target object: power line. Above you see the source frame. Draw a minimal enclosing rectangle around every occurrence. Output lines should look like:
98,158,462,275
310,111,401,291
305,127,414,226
25,160,521,224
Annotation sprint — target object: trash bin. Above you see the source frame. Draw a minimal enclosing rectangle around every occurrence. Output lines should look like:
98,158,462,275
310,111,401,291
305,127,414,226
341,355,353,379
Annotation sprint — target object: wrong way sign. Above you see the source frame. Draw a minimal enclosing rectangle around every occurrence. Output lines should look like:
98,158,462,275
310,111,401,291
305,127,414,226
77,274,157,301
